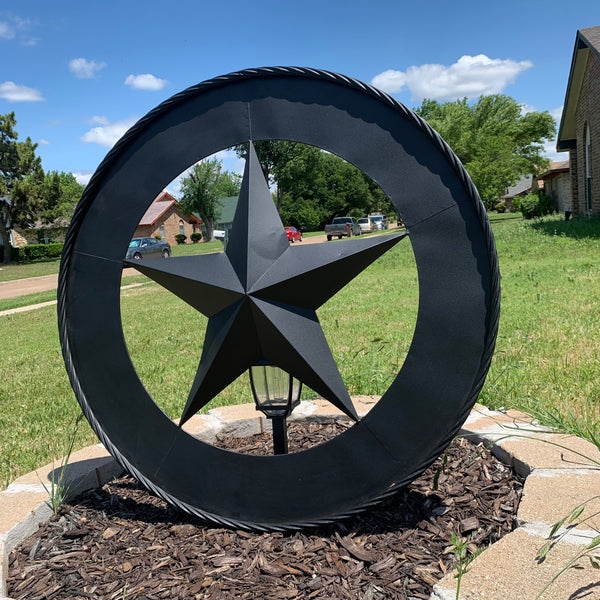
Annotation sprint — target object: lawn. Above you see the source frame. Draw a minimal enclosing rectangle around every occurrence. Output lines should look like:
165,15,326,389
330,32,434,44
0,238,226,284
0,214,598,487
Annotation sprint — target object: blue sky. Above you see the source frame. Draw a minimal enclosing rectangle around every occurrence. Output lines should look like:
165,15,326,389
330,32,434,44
1,1,599,189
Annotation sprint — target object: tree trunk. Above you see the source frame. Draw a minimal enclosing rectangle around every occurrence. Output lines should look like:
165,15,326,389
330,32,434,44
199,212,215,241
0,221,12,265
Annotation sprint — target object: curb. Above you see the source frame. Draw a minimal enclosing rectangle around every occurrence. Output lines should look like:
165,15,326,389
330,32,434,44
2,401,599,600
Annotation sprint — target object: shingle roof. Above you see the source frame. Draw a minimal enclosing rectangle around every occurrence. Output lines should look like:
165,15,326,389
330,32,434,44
579,25,600,56
501,175,533,199
192,196,239,226
138,191,200,226
539,160,570,178
557,25,600,150
216,197,238,225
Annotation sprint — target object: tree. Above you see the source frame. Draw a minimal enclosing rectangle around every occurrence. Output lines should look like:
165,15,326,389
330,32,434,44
178,158,241,241
415,95,556,208
238,141,394,229
0,112,42,264
236,141,321,213
38,171,84,223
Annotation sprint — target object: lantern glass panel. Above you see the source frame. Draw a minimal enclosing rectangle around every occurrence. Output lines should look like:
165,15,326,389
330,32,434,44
252,365,290,408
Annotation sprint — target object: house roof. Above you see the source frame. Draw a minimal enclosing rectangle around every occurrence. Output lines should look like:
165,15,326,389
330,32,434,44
501,175,533,199
138,191,200,226
538,160,570,179
557,25,600,151
193,196,239,226
216,196,238,225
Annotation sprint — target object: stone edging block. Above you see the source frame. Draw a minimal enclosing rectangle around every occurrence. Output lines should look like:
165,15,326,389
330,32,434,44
1,402,599,600
434,406,600,600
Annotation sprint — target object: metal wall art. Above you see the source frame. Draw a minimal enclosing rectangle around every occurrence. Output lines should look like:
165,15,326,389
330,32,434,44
58,67,500,531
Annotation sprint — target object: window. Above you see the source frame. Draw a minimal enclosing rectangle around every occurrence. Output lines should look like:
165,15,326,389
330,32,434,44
159,225,165,239
585,123,592,213
179,220,185,235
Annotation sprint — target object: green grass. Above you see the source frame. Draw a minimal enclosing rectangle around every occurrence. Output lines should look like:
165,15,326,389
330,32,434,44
0,289,58,312
479,214,600,430
121,232,416,418
0,213,599,487
0,259,61,282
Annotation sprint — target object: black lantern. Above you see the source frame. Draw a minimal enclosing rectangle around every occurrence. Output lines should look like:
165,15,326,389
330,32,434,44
249,364,302,454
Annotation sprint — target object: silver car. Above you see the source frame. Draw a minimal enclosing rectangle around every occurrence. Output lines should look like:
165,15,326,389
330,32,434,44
126,237,171,261
357,217,373,233
369,214,389,230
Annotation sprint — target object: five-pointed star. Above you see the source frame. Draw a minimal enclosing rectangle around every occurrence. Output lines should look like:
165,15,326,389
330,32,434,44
126,143,407,427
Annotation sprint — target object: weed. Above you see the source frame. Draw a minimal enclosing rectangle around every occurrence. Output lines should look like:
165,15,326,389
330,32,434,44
477,406,600,599
40,413,84,514
447,532,484,600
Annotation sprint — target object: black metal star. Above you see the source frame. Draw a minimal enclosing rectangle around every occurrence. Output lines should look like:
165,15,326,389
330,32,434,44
126,143,407,426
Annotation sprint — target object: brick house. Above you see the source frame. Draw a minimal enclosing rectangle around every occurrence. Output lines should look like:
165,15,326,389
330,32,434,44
12,217,70,246
499,174,536,211
537,160,571,216
134,191,201,245
557,25,600,216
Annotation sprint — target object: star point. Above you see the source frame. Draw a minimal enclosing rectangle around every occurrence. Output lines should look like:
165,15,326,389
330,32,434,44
129,142,408,425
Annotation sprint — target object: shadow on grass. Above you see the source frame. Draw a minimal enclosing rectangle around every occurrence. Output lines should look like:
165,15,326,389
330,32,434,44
529,215,600,240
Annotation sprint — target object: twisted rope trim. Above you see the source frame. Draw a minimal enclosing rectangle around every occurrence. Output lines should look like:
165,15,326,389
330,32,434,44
57,66,500,531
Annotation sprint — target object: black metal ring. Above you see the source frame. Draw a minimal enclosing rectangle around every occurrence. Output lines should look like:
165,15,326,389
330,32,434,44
58,67,499,531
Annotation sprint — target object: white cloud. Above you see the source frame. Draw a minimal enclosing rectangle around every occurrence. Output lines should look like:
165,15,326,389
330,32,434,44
73,171,93,186
0,81,44,102
87,115,109,125
38,138,50,145
80,117,138,147
166,149,245,197
371,70,406,94
550,106,563,121
0,16,37,45
520,103,537,115
69,58,106,79
124,73,168,91
542,139,565,163
0,21,15,39
214,149,245,175
372,54,533,102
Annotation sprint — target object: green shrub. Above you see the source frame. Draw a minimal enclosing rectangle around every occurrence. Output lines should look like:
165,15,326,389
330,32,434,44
538,193,554,216
154,234,162,240
0,243,64,262
174,234,187,245
19,243,64,261
190,232,202,243
516,193,555,219
494,201,506,213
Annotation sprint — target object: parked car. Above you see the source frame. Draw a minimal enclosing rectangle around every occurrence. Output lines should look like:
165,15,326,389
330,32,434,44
357,217,373,234
126,237,171,261
285,226,303,243
324,217,362,241
369,214,389,230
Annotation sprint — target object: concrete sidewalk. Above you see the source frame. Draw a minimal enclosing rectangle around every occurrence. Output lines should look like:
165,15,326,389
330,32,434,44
0,269,143,301
0,282,146,317
1,401,599,600
0,274,59,300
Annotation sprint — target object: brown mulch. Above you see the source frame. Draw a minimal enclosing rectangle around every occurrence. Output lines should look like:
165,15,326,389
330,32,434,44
7,423,523,600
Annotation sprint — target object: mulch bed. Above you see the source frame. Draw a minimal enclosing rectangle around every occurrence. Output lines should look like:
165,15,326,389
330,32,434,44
7,422,523,600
